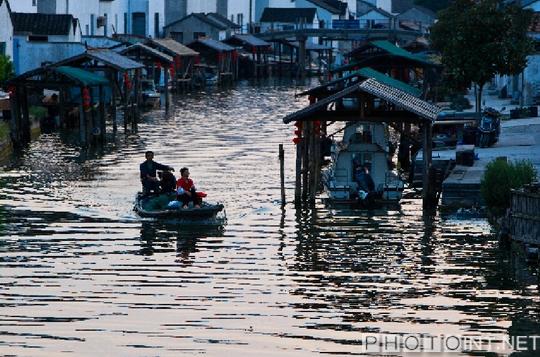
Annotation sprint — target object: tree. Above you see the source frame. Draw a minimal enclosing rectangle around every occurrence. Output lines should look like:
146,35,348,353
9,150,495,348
0,55,14,84
414,0,451,13
430,0,534,112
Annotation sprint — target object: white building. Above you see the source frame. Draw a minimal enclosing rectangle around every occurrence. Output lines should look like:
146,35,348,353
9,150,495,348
0,0,14,59
5,0,36,13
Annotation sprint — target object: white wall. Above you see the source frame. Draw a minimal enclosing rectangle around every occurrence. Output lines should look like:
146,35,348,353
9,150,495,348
0,0,14,59
187,0,216,13
14,40,85,74
7,0,37,13
227,0,252,33
376,0,391,13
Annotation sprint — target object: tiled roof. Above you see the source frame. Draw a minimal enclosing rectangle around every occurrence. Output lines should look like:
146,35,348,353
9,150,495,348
229,34,271,47
165,12,239,30
188,38,235,52
11,12,76,36
260,8,317,23
121,43,174,63
147,38,199,57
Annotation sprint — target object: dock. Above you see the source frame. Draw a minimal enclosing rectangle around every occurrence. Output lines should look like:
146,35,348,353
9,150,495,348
440,118,540,208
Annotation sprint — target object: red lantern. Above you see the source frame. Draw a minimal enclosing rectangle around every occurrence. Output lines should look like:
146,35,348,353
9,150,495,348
175,56,182,68
7,85,16,98
82,87,91,110
195,55,200,65
251,47,256,55
294,121,303,130
155,61,162,70
232,50,238,61
308,95,316,104
170,64,176,78
123,72,132,90
314,120,321,136
293,121,303,144
292,137,302,145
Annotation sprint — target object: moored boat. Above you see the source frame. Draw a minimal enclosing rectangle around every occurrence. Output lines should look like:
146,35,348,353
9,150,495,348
322,121,405,206
134,192,225,221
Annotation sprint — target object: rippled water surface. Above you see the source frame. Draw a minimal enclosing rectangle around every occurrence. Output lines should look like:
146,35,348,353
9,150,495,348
1,80,539,356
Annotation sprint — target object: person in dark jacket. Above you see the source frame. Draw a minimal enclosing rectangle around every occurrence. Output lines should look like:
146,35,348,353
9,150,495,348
140,151,174,195
355,164,375,196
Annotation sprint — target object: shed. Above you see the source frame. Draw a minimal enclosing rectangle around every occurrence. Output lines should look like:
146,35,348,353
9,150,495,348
164,12,240,44
223,34,272,78
187,38,237,83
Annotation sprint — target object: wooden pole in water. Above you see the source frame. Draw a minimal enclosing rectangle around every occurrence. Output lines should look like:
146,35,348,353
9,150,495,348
123,75,129,132
302,121,311,200
295,134,302,205
164,66,170,109
79,87,87,146
422,121,433,210
279,144,286,207
99,85,106,143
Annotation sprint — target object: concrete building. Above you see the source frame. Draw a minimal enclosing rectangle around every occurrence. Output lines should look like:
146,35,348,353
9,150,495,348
396,5,435,33
164,12,239,43
5,0,37,13
0,0,14,59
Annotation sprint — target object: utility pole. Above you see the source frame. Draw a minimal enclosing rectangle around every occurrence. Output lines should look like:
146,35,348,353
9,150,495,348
249,0,253,34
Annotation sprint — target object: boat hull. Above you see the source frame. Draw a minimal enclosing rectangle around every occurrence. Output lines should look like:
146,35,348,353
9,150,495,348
134,193,224,221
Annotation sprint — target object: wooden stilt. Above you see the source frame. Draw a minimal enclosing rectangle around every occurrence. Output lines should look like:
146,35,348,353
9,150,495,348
422,122,433,209
279,144,286,207
164,66,170,110
99,85,106,142
295,135,302,205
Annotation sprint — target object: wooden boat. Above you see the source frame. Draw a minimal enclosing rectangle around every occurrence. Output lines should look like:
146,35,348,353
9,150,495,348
134,192,225,221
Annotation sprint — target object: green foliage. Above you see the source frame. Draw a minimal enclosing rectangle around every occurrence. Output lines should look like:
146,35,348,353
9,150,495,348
0,55,14,83
414,0,451,13
430,0,534,111
0,121,9,142
29,106,47,119
481,159,538,216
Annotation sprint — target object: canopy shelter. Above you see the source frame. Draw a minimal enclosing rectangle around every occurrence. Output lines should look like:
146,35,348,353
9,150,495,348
7,66,111,146
187,39,238,84
145,38,199,89
223,34,272,78
264,38,333,78
298,67,423,99
52,49,145,131
283,76,441,208
331,40,440,96
120,43,174,99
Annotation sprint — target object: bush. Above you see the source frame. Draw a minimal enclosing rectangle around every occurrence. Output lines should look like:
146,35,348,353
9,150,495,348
29,106,47,119
481,159,537,216
0,55,14,83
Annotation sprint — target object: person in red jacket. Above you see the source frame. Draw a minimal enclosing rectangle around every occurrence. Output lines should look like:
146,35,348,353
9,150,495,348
176,167,201,209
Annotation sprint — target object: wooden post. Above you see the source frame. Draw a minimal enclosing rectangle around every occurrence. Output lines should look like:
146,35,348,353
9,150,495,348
302,121,311,199
20,87,31,144
123,74,129,132
295,135,302,205
79,87,87,146
134,68,142,123
279,144,286,207
9,88,21,147
99,85,106,142
422,122,433,209
298,37,307,80
164,66,170,109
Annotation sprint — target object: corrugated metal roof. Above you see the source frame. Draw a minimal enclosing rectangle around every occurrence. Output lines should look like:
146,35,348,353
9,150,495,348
358,67,422,97
86,49,144,70
232,34,271,47
148,38,199,57
371,40,433,65
121,43,174,63
284,78,440,123
55,66,109,86
299,67,421,97
359,78,440,121
189,38,235,52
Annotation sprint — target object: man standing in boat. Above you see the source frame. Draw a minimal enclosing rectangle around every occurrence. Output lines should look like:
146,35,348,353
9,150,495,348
176,167,202,209
140,151,174,195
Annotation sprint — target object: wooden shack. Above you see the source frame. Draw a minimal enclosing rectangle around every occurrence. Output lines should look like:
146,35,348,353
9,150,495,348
187,38,237,85
145,38,199,91
8,66,110,147
223,34,272,78
283,73,441,209
52,49,144,132
508,184,540,244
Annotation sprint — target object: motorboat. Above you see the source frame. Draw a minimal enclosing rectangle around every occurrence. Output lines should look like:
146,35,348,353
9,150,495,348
141,80,161,108
322,122,405,205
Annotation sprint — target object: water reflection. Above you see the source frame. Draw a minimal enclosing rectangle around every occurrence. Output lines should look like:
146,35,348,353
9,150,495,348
0,80,538,356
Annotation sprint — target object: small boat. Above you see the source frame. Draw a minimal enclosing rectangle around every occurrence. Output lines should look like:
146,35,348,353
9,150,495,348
322,121,405,206
134,192,225,221
141,80,161,108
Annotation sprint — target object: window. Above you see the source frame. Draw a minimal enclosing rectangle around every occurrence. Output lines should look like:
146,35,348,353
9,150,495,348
154,13,160,38
90,14,95,35
194,32,206,40
171,32,183,43
32,0,36,6
28,35,48,42
104,14,108,36
124,13,128,34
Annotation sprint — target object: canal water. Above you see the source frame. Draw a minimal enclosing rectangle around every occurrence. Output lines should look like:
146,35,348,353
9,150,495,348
0,80,538,356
